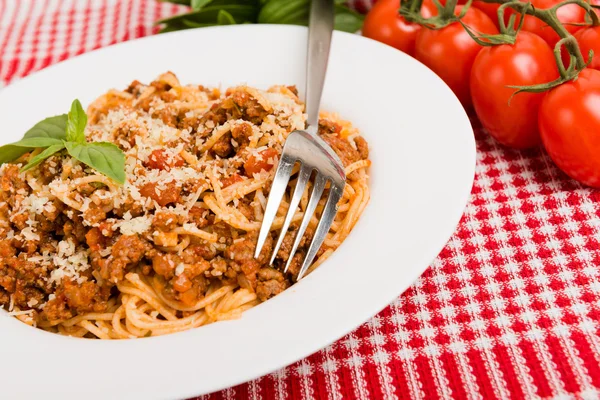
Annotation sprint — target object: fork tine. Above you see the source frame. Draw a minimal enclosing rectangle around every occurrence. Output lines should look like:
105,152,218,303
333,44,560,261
270,164,313,265
254,157,295,259
296,183,343,280
284,173,326,273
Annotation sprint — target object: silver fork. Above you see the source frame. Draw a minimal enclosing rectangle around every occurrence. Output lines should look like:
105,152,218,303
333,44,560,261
253,0,345,281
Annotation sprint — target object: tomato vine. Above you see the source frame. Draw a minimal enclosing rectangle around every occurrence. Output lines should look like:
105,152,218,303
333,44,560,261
400,0,600,92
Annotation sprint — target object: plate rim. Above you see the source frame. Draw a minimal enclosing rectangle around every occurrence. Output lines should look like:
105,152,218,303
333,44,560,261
0,24,476,399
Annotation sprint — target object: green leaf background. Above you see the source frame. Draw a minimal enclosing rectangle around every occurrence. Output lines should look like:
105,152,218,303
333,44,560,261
158,0,363,33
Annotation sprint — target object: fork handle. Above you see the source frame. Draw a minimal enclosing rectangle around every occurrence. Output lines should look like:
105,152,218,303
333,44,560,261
305,0,335,135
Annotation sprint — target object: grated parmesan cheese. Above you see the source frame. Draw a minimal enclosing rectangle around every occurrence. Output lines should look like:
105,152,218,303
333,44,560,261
48,238,91,285
115,215,152,236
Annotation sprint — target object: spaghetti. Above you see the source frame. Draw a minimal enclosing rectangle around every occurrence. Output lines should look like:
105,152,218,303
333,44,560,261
0,72,370,339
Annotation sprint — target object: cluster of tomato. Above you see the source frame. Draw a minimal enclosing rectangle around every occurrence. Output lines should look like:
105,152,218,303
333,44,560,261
363,0,600,188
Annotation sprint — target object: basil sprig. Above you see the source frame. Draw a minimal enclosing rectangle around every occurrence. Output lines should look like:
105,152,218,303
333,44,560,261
157,0,364,34
0,100,126,184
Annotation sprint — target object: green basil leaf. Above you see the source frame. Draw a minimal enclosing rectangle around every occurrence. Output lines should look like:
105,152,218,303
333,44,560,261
0,145,30,165
10,137,64,148
181,19,218,28
191,0,212,10
158,0,191,4
217,9,236,24
20,144,65,173
66,99,87,143
0,114,68,166
334,5,364,33
65,142,126,184
158,2,258,25
258,0,308,24
22,114,68,141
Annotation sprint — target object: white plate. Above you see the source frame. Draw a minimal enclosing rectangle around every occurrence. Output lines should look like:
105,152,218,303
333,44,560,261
0,25,474,400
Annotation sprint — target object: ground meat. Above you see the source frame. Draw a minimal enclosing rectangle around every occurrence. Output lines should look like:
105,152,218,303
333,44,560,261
152,211,179,231
208,257,228,277
231,122,253,148
181,243,217,262
102,235,151,282
0,253,52,312
232,89,268,124
318,119,342,135
38,156,62,183
225,232,273,287
188,206,211,229
178,113,199,131
11,212,29,231
226,238,254,263
60,280,109,313
125,80,145,97
239,259,261,288
63,215,87,244
112,119,148,148
171,257,211,293
42,296,74,322
0,239,15,257
83,203,106,225
199,102,228,128
227,232,272,265
355,136,369,160
256,267,289,301
275,226,314,262
43,199,63,223
237,198,254,220
152,104,180,127
113,195,145,218
320,133,361,167
285,253,304,278
85,227,106,252
151,252,180,279
112,235,149,264
183,258,211,279
212,133,233,158
0,287,9,305
0,165,28,202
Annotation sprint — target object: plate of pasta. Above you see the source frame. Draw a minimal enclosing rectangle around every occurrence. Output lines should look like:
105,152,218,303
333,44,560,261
0,25,475,399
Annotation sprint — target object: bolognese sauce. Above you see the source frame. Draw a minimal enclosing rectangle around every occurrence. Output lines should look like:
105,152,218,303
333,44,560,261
0,72,370,339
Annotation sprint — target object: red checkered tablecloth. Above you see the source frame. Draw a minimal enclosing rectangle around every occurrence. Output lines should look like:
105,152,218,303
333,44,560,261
1,1,600,399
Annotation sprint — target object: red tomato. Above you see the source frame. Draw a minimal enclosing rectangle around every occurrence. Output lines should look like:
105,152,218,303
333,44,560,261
145,149,184,171
362,0,436,56
471,32,558,148
473,1,501,27
415,6,498,108
507,0,586,49
538,68,600,188
244,148,278,176
574,26,600,70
